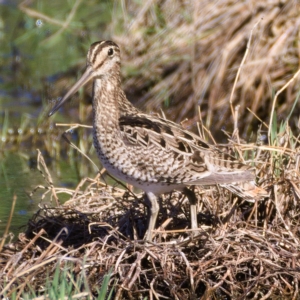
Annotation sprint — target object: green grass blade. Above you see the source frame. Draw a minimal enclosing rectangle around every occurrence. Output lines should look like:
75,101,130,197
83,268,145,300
97,268,113,300
270,109,277,145
286,89,300,124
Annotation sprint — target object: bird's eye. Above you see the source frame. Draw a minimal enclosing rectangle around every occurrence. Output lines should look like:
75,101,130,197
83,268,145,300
108,48,114,56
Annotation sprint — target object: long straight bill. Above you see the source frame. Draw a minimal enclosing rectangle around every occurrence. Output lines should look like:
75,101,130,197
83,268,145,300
48,66,94,117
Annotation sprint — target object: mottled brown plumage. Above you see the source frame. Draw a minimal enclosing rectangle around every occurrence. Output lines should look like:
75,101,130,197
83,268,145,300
49,41,256,241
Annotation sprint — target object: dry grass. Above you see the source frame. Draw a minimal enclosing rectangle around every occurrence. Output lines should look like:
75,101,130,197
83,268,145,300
112,0,300,137
1,127,300,298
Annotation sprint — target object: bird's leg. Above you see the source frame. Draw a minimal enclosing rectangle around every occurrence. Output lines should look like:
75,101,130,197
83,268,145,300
183,187,199,237
145,192,159,241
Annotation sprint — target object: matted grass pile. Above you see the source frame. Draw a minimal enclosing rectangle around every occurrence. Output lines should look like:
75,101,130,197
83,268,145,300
1,135,300,298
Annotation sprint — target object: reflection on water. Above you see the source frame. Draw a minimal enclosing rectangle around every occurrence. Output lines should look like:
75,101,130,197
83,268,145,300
0,152,42,237
0,150,97,238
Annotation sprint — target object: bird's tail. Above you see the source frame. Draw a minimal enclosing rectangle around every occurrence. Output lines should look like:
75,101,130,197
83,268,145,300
220,181,269,201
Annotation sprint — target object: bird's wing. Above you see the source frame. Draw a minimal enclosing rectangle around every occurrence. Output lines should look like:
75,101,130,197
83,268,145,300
119,114,255,185
119,113,210,154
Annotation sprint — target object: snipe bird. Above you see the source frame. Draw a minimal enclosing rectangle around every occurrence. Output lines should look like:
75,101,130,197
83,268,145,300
49,41,255,241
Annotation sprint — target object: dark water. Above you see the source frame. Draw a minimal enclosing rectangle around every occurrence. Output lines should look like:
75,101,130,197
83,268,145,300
0,0,112,238
0,152,40,237
0,149,99,239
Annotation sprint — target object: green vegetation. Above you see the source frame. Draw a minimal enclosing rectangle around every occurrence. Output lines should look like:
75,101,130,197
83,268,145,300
2,261,114,299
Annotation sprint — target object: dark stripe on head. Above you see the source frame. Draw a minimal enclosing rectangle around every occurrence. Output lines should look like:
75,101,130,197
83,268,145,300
89,41,120,64
94,58,120,70
94,60,105,71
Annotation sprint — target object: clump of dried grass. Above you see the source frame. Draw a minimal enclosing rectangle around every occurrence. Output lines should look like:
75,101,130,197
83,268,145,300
111,0,300,137
1,131,300,298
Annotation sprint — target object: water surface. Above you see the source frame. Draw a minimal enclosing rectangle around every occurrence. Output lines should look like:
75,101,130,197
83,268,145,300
0,0,112,238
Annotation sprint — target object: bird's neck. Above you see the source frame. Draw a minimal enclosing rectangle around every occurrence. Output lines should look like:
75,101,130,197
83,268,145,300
92,75,121,129
91,72,135,159
92,72,140,130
